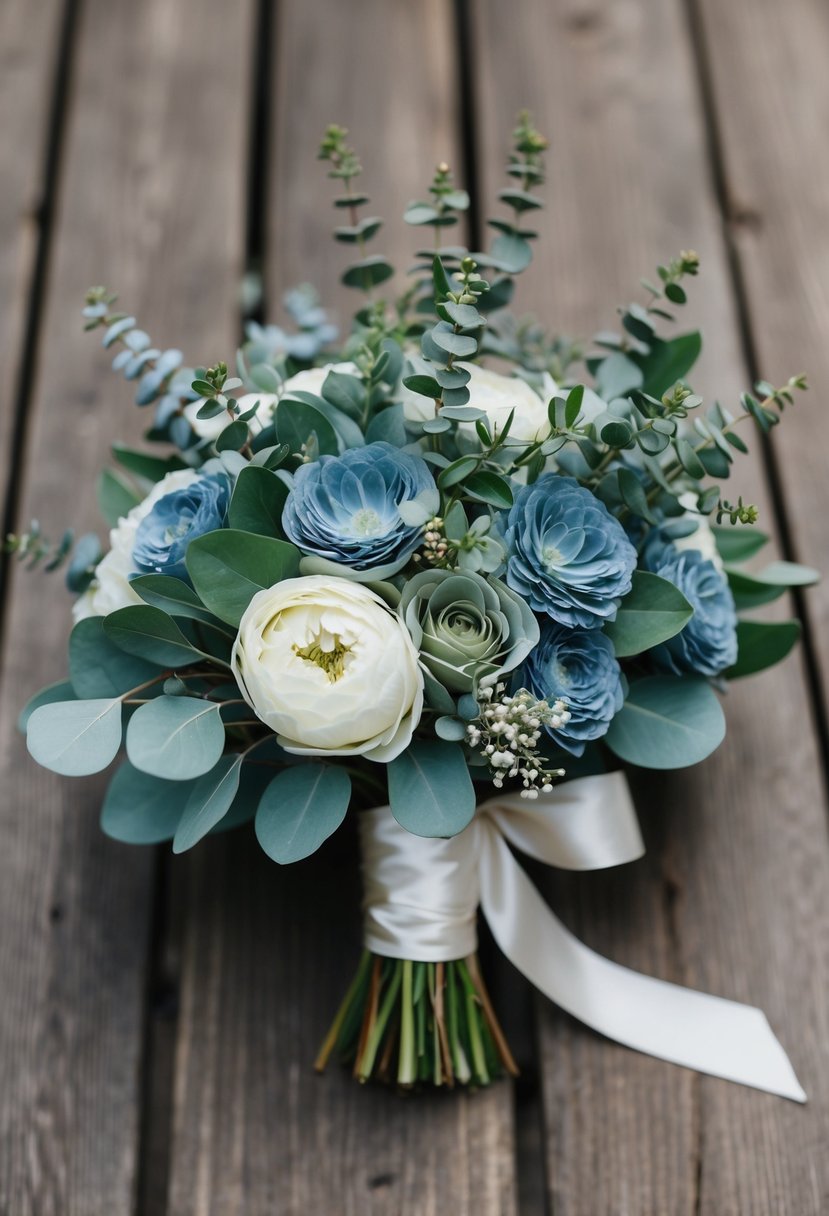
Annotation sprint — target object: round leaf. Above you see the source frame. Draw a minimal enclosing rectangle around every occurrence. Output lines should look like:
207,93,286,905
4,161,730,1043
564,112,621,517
101,761,196,843
126,695,225,780
27,698,122,776
185,530,301,626
103,605,203,667
255,764,351,863
388,740,475,838
69,616,159,697
604,571,694,657
173,754,243,852
605,676,725,769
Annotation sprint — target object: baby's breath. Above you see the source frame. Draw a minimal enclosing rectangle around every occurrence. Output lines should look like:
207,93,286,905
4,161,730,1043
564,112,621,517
467,683,570,798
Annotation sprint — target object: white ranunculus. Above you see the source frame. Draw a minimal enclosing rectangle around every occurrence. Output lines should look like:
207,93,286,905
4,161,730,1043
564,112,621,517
400,361,551,443
674,492,724,572
72,468,199,623
184,362,359,441
232,575,423,762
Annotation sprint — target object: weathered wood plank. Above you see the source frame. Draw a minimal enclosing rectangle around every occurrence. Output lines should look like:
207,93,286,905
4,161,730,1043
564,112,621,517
472,1,829,1212
692,0,829,701
0,0,65,520
165,3,518,1213
0,0,253,1211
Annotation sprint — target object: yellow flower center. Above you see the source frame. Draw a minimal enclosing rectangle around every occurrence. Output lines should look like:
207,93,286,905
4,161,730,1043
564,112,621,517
292,635,352,682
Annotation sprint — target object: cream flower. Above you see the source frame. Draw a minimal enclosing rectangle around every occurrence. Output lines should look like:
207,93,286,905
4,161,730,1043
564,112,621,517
183,362,358,441
232,575,423,762
72,468,199,622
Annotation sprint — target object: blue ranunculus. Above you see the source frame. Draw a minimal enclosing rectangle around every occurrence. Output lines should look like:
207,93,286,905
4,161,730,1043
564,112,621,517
132,473,231,579
642,533,738,677
501,474,637,628
521,620,624,756
282,441,438,572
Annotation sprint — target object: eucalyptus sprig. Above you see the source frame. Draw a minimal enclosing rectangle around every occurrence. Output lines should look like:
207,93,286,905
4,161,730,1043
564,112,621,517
4,522,101,592
319,124,393,297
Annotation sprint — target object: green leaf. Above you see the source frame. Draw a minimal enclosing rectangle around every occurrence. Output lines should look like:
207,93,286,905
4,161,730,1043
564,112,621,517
595,352,643,400
488,232,532,273
69,616,159,697
605,676,725,769
130,574,217,623
727,561,820,609
463,470,514,508
388,739,475,837
276,399,340,457
104,605,204,667
636,331,702,397
173,754,243,852
215,419,249,452
341,256,394,289
27,698,122,776
711,526,769,564
228,465,288,538
97,468,141,526
186,530,301,626
255,764,351,863
605,571,694,657
675,437,706,480
564,385,584,428
438,456,479,489
321,370,365,418
618,467,657,523
18,680,76,733
111,444,186,482
101,761,196,843
435,716,467,741
402,375,441,398
126,695,225,780
728,619,801,679
431,326,477,358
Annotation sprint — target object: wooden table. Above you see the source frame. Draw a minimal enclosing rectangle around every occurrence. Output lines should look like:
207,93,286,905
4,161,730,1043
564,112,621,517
2,1,828,1211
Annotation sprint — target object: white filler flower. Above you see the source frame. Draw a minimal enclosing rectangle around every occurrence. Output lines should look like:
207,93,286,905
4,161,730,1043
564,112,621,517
232,575,424,762
401,361,551,443
184,361,358,441
72,468,199,622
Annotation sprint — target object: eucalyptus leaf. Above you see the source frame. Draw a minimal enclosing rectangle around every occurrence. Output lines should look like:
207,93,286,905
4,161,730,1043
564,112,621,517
636,331,702,397
104,606,204,667
126,696,225,780
173,754,243,852
18,680,76,733
186,530,301,626
130,574,218,623
101,761,196,843
255,764,351,863
711,526,769,565
228,464,289,537
97,468,141,526
728,619,801,679
388,739,475,837
69,616,159,698
27,697,122,776
605,572,694,657
605,676,725,769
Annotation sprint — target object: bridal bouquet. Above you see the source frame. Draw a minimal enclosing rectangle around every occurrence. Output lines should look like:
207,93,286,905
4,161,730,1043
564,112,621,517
12,115,816,1098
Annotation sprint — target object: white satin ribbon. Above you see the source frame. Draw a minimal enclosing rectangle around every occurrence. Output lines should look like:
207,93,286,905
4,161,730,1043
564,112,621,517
359,772,806,1102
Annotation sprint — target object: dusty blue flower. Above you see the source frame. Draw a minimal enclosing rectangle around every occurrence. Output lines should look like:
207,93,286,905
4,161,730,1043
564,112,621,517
282,441,438,573
642,533,738,677
132,472,230,580
501,474,637,628
521,621,624,756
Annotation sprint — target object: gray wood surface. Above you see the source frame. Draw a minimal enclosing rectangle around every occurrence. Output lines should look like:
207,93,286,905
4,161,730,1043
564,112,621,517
0,0,253,1211
165,3,518,1213
472,1,829,1212
1,0,828,1212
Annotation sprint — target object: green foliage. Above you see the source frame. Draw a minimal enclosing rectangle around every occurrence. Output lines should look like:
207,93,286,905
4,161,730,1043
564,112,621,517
125,695,225,780
103,605,206,667
728,620,801,679
101,762,196,844
27,697,122,776
69,616,158,698
186,530,301,626
605,676,726,769
255,764,351,863
173,754,244,852
604,572,694,658
228,465,289,537
388,740,476,837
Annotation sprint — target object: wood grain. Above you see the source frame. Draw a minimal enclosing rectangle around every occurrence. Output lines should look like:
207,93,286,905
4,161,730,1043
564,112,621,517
0,0,64,516
472,0,829,1212
692,0,829,710
0,0,253,1211
165,3,518,1213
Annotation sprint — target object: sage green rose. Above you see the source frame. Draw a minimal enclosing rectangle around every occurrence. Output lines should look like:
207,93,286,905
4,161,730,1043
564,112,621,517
399,569,539,693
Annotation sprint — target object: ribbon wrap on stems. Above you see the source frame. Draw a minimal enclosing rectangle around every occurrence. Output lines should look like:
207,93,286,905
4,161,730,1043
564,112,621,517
359,772,806,1102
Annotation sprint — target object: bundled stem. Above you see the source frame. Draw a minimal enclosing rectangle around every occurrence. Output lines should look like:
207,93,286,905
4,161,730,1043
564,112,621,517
316,951,518,1088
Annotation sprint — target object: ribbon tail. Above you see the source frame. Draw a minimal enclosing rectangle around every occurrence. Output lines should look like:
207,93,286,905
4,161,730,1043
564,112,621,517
479,830,806,1102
